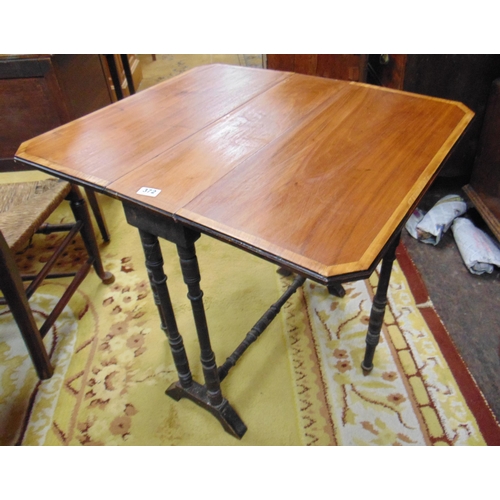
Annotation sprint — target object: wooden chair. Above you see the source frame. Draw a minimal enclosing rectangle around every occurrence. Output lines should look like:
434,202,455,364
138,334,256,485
0,178,114,380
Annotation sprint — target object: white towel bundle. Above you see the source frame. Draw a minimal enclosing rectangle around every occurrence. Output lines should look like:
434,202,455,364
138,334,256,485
451,218,500,275
405,194,500,274
405,194,467,245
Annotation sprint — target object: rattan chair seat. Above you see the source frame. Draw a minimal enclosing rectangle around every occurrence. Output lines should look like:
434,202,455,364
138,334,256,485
0,178,113,379
0,179,71,253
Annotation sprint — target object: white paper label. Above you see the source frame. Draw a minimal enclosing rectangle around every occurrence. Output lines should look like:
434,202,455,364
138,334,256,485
136,187,161,197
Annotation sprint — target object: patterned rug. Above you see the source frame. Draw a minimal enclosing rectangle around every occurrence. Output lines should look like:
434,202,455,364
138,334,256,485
1,184,499,445
279,249,500,445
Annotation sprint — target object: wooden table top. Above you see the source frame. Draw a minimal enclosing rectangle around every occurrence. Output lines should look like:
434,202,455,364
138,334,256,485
15,64,474,281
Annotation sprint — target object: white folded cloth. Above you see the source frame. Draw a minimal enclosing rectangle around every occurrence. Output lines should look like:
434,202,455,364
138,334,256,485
405,207,426,240
405,194,467,245
451,217,500,274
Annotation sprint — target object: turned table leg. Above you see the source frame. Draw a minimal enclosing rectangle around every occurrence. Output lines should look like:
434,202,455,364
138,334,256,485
138,229,193,389
361,232,401,373
166,240,247,438
124,204,247,438
176,242,222,407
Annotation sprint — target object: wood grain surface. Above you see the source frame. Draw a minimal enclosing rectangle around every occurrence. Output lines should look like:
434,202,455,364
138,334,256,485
16,65,287,187
15,64,474,279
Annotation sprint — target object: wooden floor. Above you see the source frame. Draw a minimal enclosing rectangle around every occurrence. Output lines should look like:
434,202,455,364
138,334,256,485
134,55,500,425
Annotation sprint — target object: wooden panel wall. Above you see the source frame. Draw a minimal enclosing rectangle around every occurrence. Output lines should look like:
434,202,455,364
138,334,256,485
267,55,368,82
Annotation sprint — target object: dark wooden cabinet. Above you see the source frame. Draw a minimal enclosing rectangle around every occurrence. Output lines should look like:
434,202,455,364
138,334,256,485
0,54,114,171
463,78,500,241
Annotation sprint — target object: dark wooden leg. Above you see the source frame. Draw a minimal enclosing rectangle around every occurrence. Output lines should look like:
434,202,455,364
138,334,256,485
0,232,53,379
166,240,247,438
138,229,193,389
84,188,110,243
120,54,136,95
105,54,123,100
361,232,401,373
122,202,255,437
67,186,114,285
176,242,222,405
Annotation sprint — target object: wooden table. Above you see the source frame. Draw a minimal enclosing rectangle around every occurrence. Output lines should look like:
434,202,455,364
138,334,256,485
15,64,473,438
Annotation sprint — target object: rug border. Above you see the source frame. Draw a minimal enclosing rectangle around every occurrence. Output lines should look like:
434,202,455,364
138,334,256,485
396,242,500,445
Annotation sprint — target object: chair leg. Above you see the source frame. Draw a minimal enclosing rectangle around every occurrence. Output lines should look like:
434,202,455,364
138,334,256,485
84,188,110,243
0,233,53,379
66,186,115,285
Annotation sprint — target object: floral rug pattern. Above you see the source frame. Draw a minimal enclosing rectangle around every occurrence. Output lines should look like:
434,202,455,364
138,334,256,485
279,261,485,445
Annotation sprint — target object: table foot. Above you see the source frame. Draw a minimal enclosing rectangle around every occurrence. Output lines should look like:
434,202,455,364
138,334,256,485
327,283,346,297
166,380,247,439
276,267,293,277
361,360,375,374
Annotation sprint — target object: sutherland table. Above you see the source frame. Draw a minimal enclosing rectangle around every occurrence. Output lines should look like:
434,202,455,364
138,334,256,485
15,64,474,438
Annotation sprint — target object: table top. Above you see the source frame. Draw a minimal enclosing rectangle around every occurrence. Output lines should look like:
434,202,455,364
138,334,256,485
15,64,473,281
